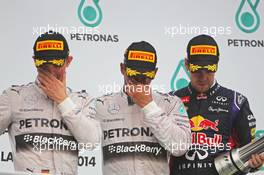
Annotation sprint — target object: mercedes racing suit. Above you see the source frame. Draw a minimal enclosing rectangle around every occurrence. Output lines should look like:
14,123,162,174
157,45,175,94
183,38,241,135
0,81,101,175
169,82,256,175
93,90,191,175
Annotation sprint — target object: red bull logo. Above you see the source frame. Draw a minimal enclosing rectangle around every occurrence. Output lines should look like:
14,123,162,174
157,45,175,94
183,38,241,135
191,133,222,145
190,115,219,132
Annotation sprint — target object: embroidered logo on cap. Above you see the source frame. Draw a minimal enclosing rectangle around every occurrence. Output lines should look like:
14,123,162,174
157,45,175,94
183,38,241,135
189,63,217,72
36,40,64,51
34,59,65,67
128,51,155,63
126,68,156,79
190,45,217,56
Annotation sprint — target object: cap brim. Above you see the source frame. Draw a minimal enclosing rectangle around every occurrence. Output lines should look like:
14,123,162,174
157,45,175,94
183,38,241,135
125,66,156,79
34,55,67,60
126,66,155,73
188,60,218,72
33,57,66,67
189,60,215,67
189,55,218,63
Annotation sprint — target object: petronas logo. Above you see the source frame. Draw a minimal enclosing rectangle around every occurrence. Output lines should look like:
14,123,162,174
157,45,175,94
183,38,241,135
235,0,261,33
78,0,103,27
170,59,190,91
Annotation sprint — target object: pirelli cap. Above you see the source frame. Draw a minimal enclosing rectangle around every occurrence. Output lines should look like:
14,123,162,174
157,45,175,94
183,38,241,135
187,34,219,72
33,31,69,67
124,41,157,79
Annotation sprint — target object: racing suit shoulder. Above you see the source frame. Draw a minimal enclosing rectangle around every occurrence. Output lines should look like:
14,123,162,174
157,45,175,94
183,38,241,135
153,90,185,114
69,89,93,105
67,89,95,118
1,83,37,107
8,82,35,96
153,90,172,104
218,85,248,109
94,92,118,107
92,92,121,120
0,88,13,134
233,90,248,110
0,82,34,134
220,86,255,147
169,86,190,98
219,86,252,117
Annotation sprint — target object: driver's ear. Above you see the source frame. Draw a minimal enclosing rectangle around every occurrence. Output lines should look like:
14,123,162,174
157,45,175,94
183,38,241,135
65,56,73,67
120,63,125,75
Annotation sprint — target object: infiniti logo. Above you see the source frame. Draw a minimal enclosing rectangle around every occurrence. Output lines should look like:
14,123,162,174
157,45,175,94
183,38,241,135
185,148,208,160
216,96,227,102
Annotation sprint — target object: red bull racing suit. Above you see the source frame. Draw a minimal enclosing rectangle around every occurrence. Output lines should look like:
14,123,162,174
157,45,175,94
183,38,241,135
93,90,191,175
169,82,256,175
0,81,101,174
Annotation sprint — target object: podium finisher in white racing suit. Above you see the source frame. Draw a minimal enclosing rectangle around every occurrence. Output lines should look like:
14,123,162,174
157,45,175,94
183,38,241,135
0,31,101,174
92,41,191,175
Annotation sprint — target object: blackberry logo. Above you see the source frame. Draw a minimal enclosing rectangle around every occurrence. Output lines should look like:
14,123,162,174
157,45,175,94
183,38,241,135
107,144,162,155
108,145,116,153
24,134,33,142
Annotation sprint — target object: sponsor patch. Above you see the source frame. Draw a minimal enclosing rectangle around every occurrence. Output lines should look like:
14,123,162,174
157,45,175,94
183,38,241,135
181,96,190,103
190,45,217,56
36,40,64,51
128,51,155,63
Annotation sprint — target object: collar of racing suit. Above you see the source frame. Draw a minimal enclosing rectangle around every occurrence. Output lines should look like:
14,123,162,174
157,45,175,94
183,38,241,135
34,78,49,98
188,80,221,100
